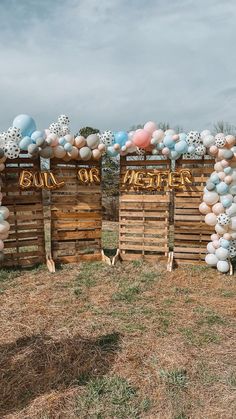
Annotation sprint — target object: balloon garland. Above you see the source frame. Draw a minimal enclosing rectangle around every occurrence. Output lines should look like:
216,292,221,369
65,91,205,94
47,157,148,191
1,114,236,272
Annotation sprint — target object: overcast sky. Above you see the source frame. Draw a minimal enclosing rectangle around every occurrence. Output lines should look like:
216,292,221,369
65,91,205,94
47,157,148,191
0,0,236,133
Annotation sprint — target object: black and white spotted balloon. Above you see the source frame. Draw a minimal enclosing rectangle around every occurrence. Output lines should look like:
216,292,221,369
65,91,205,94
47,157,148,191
186,131,201,146
58,114,70,125
4,141,20,159
100,130,114,146
49,122,61,135
229,240,236,258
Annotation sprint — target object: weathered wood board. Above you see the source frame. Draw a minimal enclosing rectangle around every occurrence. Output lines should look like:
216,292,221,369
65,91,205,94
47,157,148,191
119,155,170,261
1,155,45,267
50,159,102,263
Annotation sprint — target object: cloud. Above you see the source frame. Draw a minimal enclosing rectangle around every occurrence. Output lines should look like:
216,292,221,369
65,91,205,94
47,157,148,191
0,0,236,132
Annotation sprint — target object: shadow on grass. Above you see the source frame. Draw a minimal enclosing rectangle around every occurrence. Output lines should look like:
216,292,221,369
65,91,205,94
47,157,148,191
0,332,120,416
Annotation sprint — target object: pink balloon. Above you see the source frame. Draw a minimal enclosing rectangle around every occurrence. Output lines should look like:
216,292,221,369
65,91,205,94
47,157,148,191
213,240,220,249
226,135,236,147
223,233,231,240
218,171,226,180
125,140,133,148
173,134,179,141
98,143,105,152
214,162,223,172
50,137,59,147
211,233,219,241
205,212,217,226
144,121,157,134
113,143,121,151
225,175,232,185
132,129,151,149
212,202,224,215
45,129,50,136
199,202,211,214
209,146,218,156
221,159,229,168
162,147,170,156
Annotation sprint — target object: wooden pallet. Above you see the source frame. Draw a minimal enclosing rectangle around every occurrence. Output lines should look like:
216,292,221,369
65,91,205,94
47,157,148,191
173,157,214,265
50,159,102,263
1,155,45,267
119,155,170,261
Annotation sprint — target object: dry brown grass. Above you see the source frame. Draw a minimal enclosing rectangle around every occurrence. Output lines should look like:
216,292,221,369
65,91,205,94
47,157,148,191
0,224,236,418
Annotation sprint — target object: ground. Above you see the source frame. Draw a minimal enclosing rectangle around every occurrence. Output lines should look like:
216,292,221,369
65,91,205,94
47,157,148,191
0,222,235,419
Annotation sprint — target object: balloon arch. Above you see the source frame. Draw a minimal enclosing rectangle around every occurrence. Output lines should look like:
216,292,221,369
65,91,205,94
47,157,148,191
0,114,236,273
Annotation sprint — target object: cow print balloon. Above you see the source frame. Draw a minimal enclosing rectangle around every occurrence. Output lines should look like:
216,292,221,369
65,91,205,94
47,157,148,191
229,240,236,258
216,213,231,226
186,131,201,146
60,125,70,135
215,134,226,148
49,122,61,135
58,115,70,125
100,130,114,146
195,145,206,156
4,141,20,159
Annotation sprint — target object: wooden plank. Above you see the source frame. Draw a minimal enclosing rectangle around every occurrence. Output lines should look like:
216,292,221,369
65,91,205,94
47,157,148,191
1,155,46,268
51,159,102,264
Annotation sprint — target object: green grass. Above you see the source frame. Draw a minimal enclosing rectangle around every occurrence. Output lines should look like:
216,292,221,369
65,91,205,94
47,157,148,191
76,375,151,418
160,369,188,388
112,285,141,303
221,290,235,298
194,307,226,326
180,327,220,346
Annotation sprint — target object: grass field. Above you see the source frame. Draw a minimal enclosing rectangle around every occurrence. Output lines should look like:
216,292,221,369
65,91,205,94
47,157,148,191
0,222,235,418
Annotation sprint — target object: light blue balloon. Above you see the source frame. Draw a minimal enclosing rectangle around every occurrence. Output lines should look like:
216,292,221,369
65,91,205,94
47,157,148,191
175,140,188,154
224,167,232,175
170,150,180,160
0,214,4,222
220,239,230,249
179,133,187,141
12,114,36,137
107,146,118,157
157,142,164,150
163,135,175,149
220,195,233,204
114,131,128,147
229,185,236,195
221,198,232,208
59,137,66,146
31,130,45,142
231,146,236,153
187,145,195,154
19,136,32,151
64,142,73,152
210,173,220,184
206,182,215,191
216,182,229,195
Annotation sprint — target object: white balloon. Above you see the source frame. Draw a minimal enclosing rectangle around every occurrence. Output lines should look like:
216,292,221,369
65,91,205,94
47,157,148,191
226,203,236,217
203,191,219,205
0,206,9,219
217,260,230,273
203,135,215,147
215,247,229,260
207,242,216,254
215,223,228,234
205,253,218,266
201,130,211,139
